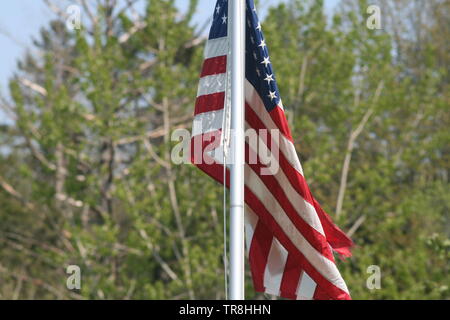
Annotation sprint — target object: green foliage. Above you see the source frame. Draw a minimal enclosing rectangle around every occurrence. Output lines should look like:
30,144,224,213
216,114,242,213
0,0,448,299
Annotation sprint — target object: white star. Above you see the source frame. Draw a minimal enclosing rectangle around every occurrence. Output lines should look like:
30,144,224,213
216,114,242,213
216,4,220,14
256,22,262,32
258,39,266,49
222,14,227,24
264,74,274,85
261,56,271,67
268,91,277,101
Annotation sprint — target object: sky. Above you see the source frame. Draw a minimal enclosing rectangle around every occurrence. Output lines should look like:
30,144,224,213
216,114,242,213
0,0,339,123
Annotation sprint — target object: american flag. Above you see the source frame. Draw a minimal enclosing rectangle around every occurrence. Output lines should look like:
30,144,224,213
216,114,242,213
191,0,353,300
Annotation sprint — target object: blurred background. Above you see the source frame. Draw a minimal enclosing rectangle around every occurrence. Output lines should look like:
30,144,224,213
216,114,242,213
0,0,448,299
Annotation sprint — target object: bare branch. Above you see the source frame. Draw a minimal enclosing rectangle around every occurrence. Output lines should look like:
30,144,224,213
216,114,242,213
0,98,17,121
114,121,191,146
138,229,179,281
23,136,57,171
76,0,98,26
0,175,35,211
161,95,195,299
44,0,69,20
347,215,367,238
336,81,384,217
142,139,170,169
0,264,82,300
19,78,47,96
119,20,147,44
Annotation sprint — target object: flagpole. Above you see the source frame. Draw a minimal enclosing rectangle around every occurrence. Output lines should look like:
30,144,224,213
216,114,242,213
229,0,246,300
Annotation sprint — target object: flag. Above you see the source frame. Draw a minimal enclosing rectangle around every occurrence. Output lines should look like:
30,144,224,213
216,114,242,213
191,0,353,300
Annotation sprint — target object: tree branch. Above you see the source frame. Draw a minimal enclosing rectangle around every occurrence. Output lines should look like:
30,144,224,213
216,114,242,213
336,81,384,217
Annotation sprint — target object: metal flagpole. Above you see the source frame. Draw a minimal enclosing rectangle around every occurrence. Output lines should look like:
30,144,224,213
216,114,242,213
229,0,246,300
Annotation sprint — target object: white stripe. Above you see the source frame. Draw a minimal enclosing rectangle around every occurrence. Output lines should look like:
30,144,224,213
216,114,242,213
197,73,227,97
192,109,224,137
264,237,288,296
244,165,349,293
244,205,259,251
245,129,325,235
296,272,317,300
245,79,304,176
204,37,229,59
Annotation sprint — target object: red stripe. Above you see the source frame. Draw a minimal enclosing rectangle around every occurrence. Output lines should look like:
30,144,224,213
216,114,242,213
279,254,303,299
312,197,353,257
194,92,225,115
245,143,335,261
313,285,332,300
248,222,273,292
268,105,293,142
200,55,227,77
245,104,353,256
